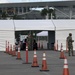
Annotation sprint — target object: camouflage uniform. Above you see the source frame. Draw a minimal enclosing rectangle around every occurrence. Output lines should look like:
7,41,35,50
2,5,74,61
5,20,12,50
67,33,74,56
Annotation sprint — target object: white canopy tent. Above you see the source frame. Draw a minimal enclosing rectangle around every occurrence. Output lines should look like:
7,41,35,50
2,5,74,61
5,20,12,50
0,20,75,51
37,31,48,36
53,20,75,50
0,20,54,51
0,20,15,51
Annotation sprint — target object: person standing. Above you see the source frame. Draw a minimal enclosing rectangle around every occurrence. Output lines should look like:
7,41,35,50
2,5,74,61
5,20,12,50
21,39,27,50
67,33,74,56
33,39,38,50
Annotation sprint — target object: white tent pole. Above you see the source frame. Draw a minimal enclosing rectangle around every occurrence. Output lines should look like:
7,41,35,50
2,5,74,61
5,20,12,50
13,20,16,45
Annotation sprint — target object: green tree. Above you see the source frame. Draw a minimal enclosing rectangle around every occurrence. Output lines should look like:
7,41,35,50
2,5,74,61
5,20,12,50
13,14,18,19
13,14,22,20
41,8,56,19
2,12,8,19
41,8,48,17
48,9,56,19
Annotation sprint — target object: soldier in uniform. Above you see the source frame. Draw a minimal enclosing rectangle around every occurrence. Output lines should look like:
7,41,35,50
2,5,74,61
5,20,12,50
67,33,74,56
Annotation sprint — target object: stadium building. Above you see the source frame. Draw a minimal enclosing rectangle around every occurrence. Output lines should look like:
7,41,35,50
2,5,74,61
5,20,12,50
0,0,75,51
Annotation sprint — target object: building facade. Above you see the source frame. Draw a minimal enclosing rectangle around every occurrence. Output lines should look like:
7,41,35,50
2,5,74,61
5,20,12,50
0,1,75,19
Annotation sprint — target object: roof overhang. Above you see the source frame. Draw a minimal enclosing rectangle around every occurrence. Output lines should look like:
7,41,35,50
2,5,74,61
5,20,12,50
0,1,75,7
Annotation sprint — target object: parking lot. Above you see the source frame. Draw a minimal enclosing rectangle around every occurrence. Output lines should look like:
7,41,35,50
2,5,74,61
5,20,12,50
0,50,75,75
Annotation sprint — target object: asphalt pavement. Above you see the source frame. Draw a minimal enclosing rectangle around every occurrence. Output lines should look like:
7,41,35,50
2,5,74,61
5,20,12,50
0,50,75,75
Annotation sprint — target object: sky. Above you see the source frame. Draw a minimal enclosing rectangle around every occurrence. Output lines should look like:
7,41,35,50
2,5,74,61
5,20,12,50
0,0,69,3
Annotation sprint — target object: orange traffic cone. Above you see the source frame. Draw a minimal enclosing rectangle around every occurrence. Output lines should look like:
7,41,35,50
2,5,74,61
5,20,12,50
23,43,31,64
9,44,12,55
16,45,22,60
40,52,49,71
12,45,16,56
31,49,39,67
63,56,69,75
7,41,9,54
60,43,65,59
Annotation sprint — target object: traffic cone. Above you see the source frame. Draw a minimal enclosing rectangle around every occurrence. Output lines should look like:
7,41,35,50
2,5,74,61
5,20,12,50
63,56,69,75
9,44,12,55
31,49,39,67
16,45,22,60
40,52,49,71
12,45,16,56
60,43,65,59
23,43,31,64
7,41,9,54
25,43,28,63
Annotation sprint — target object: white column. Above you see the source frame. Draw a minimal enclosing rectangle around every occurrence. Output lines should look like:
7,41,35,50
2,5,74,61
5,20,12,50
18,7,19,14
69,6,73,19
22,7,24,14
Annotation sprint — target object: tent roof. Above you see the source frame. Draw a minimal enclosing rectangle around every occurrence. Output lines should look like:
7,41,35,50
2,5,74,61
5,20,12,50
0,20,75,31
0,20,14,31
53,20,75,30
14,20,54,31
